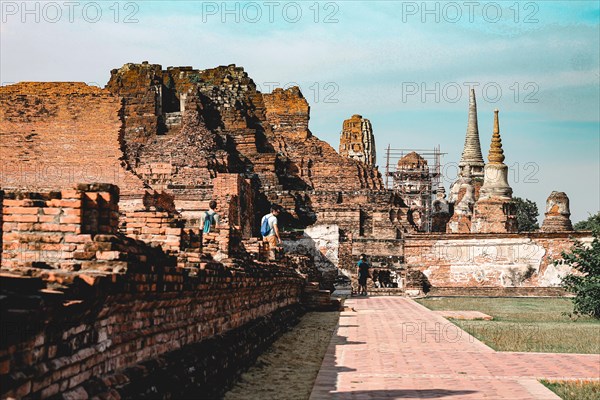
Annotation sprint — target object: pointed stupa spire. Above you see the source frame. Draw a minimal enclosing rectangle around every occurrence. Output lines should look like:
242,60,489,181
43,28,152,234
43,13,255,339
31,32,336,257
488,109,505,164
479,108,512,199
458,89,485,177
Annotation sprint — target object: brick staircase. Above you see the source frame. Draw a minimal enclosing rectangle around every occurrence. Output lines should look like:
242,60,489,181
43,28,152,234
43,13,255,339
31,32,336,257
302,282,343,311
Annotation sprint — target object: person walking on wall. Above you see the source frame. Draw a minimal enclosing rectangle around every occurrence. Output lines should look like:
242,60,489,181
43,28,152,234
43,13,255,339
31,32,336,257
261,205,282,258
357,254,371,296
201,200,220,234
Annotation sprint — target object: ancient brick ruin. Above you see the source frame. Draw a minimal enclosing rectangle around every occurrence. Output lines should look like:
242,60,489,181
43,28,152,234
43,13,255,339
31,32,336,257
393,152,432,231
338,114,376,166
0,62,593,398
541,191,574,232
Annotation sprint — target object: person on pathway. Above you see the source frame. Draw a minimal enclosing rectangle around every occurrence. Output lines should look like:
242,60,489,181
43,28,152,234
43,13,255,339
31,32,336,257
356,254,371,296
200,200,220,234
260,205,282,259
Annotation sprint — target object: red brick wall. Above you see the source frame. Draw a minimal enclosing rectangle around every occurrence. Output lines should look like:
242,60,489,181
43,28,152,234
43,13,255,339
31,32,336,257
105,62,162,144
352,238,403,260
125,210,182,254
212,173,255,238
0,265,303,399
0,83,146,196
428,286,568,297
1,184,119,270
471,197,517,233
262,87,310,140
0,184,304,399
312,191,409,238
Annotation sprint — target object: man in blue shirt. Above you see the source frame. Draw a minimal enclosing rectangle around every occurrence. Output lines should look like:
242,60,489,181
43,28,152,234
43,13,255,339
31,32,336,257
357,254,371,296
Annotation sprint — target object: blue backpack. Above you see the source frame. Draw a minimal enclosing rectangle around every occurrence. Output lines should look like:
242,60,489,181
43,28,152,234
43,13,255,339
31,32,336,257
260,215,272,237
203,211,215,234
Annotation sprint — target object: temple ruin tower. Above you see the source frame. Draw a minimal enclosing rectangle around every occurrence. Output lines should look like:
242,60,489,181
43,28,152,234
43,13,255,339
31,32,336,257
449,89,485,203
541,192,574,231
471,110,517,233
339,114,376,166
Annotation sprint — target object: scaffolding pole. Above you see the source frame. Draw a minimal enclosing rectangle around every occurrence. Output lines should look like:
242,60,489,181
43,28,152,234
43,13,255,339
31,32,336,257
385,144,391,188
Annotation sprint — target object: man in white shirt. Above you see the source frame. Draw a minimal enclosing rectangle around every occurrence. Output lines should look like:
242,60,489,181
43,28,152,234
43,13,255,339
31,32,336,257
261,205,282,253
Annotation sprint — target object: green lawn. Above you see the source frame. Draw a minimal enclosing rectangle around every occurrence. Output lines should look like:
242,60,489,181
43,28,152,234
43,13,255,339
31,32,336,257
541,380,600,400
416,297,600,354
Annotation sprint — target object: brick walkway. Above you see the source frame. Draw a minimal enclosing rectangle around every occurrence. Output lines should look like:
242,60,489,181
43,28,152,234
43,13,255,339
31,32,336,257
310,297,600,399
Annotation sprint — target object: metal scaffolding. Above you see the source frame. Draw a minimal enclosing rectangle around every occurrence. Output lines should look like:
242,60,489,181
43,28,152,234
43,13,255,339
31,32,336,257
384,145,446,232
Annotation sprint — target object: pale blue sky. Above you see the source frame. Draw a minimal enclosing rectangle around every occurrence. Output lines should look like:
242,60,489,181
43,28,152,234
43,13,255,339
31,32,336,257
1,1,598,222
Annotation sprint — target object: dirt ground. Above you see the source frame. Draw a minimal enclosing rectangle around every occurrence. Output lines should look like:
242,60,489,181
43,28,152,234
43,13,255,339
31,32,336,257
224,311,340,400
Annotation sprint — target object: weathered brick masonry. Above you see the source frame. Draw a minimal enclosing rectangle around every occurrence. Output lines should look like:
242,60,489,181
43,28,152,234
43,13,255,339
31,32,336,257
0,185,304,399
0,83,146,199
0,267,302,399
1,184,120,271
0,67,412,287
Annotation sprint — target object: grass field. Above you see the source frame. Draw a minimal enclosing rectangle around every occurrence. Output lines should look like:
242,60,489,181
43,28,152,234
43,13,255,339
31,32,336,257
541,380,600,400
416,297,600,354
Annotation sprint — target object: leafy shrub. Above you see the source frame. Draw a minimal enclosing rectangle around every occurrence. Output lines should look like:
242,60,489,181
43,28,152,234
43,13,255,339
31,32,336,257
559,230,600,318
574,212,600,231
512,197,539,232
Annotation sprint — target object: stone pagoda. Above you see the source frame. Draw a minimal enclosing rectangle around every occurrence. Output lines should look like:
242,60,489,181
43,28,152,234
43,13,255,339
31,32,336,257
471,109,517,233
459,89,485,178
479,109,512,199
449,89,485,203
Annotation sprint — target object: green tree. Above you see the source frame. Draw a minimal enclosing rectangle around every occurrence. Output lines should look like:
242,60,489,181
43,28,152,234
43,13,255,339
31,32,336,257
559,230,600,318
512,197,539,232
574,212,600,231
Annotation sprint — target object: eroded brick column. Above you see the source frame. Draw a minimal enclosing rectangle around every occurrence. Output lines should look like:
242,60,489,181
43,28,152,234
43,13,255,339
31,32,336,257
1,183,119,270
206,173,256,259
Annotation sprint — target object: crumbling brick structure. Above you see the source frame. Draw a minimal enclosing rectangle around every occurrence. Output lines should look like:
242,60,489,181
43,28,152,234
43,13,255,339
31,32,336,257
338,114,376,166
393,152,432,231
0,184,305,399
1,64,409,285
541,191,574,232
2,184,122,270
103,62,383,201
0,83,147,204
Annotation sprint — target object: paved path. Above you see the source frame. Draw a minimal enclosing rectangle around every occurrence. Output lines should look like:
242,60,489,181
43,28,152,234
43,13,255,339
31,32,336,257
310,297,600,399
